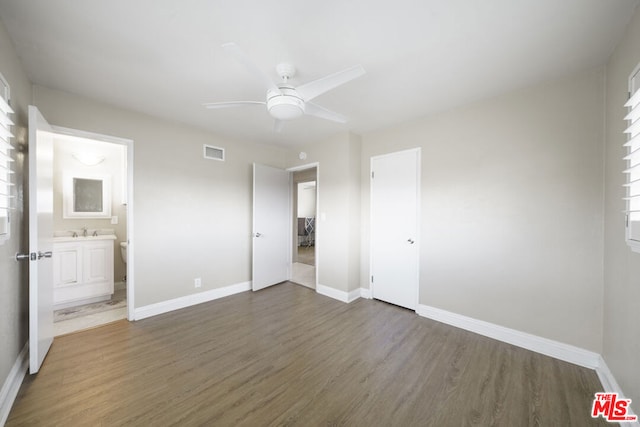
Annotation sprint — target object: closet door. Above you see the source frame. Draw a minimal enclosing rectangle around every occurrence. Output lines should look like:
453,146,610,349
370,149,420,310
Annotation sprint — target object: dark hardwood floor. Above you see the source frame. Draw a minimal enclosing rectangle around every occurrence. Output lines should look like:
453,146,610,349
7,282,607,426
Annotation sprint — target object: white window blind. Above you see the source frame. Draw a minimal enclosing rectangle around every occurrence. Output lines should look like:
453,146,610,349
624,66,640,251
0,74,13,239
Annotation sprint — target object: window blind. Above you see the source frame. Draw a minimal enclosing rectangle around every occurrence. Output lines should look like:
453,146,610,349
624,71,640,246
0,89,14,240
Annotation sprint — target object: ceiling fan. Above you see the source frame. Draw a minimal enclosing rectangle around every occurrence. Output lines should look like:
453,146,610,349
203,43,366,132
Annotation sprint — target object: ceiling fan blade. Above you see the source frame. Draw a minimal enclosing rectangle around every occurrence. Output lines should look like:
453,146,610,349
296,65,365,102
304,102,348,123
222,42,281,94
203,101,265,109
273,119,285,133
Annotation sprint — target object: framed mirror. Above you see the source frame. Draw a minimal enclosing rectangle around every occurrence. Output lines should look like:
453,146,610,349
63,172,111,218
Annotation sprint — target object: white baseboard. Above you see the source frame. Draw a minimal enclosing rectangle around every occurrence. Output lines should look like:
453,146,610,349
316,284,361,303
360,288,371,299
416,304,600,369
596,356,640,426
134,281,251,320
0,342,28,426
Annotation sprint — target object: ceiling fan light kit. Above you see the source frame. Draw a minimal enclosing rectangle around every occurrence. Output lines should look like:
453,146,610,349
267,86,305,121
204,43,365,131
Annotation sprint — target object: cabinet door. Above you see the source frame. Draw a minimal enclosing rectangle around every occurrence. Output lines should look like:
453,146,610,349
53,244,82,287
83,241,113,284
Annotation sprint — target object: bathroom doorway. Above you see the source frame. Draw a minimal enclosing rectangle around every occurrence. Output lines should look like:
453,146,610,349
290,166,317,289
48,128,132,336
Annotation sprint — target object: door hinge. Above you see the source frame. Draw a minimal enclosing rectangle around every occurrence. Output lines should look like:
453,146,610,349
371,275,374,283
371,171,374,179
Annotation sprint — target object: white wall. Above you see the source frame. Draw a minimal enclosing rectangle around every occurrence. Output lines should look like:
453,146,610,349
361,68,606,352
33,85,291,307
603,6,640,411
0,18,30,397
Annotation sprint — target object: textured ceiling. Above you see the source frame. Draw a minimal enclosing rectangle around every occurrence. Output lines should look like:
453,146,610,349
0,0,637,147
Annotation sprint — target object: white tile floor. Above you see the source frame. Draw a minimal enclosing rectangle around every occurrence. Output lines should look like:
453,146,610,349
291,262,315,289
54,307,127,336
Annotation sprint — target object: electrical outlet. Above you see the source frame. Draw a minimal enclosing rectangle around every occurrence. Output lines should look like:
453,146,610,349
194,277,202,288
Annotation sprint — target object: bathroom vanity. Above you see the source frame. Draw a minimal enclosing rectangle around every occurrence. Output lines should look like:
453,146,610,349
52,233,115,308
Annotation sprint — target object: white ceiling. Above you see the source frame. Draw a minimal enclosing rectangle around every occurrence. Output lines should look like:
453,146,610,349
0,0,637,148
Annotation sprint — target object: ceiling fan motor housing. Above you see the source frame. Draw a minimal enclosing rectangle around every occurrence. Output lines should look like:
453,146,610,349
267,87,305,120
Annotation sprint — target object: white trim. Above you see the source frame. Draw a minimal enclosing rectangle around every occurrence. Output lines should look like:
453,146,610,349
595,356,640,426
50,125,132,146
316,283,361,303
0,343,28,426
134,281,251,320
360,287,372,299
126,137,134,321
417,303,600,369
286,162,319,173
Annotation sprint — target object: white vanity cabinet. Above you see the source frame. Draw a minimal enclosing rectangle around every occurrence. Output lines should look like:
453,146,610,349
53,236,115,308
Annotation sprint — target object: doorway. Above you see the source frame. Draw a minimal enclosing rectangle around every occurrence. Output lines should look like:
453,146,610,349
49,127,132,336
290,166,317,289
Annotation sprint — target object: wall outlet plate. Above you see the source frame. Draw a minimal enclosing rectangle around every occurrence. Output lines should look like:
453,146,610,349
194,277,202,288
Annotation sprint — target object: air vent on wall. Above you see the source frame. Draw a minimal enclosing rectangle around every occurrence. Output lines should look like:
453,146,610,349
203,144,225,161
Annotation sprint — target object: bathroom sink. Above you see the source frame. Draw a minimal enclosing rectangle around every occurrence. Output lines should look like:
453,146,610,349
52,234,117,242
53,229,117,242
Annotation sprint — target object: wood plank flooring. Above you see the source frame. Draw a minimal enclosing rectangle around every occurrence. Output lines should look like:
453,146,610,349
7,282,607,426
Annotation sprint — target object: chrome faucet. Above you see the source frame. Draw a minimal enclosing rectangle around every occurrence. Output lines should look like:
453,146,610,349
93,230,98,237
72,231,78,238
82,227,88,237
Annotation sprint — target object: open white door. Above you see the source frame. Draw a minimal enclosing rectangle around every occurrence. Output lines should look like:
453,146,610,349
28,106,55,374
371,149,420,310
252,163,290,291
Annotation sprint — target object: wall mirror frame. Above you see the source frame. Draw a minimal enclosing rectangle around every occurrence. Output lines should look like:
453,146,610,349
63,172,112,218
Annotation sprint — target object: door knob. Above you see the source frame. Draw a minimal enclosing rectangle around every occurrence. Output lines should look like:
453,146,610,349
37,251,53,259
15,253,33,261
407,238,415,244
255,232,262,238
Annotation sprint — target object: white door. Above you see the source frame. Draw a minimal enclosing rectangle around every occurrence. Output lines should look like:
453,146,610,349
252,163,290,291
370,149,420,310
28,106,55,374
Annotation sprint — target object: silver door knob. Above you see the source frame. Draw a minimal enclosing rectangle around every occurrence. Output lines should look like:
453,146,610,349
407,239,415,244
255,232,262,238
15,253,32,261
37,251,53,259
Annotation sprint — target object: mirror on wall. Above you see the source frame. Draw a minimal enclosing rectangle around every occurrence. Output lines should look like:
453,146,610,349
63,172,111,218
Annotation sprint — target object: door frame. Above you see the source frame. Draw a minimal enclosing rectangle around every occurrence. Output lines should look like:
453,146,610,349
287,162,320,289
369,148,421,311
50,125,135,320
